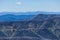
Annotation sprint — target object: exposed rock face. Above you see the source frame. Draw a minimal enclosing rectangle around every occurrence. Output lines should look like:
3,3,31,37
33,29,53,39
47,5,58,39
0,14,60,40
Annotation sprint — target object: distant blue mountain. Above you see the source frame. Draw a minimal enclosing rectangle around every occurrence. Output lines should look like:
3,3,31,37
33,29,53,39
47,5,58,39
0,11,60,15
0,11,60,22
0,14,34,22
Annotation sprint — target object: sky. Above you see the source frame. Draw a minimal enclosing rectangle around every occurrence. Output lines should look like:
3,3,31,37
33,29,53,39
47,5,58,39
0,0,60,12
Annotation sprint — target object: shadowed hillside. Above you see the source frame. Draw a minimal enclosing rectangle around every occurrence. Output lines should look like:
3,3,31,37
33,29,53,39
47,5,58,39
0,14,60,40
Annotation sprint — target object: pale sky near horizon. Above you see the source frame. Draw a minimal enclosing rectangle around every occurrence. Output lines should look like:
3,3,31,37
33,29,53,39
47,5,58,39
0,0,60,12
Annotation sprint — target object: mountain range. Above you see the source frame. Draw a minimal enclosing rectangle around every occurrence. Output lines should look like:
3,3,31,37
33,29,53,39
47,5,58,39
0,14,34,22
0,12,60,22
0,12,60,40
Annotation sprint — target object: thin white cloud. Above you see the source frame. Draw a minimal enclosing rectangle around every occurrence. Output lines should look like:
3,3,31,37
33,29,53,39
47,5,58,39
16,2,22,5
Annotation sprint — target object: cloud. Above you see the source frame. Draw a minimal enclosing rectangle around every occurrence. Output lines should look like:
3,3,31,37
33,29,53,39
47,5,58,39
16,2,22,5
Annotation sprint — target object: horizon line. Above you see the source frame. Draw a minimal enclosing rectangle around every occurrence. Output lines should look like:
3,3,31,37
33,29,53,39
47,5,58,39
0,11,60,13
